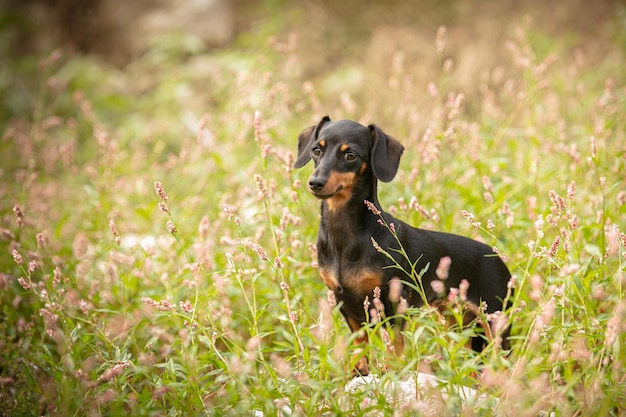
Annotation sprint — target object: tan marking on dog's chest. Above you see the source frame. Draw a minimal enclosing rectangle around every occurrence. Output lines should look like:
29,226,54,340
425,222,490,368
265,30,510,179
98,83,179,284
342,269,384,296
319,267,340,292
319,266,384,298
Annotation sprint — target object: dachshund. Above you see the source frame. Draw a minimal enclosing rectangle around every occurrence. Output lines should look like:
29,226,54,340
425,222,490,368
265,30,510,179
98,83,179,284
295,116,512,375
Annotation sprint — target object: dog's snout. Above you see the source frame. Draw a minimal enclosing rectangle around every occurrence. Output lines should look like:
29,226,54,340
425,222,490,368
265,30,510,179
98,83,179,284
308,177,327,192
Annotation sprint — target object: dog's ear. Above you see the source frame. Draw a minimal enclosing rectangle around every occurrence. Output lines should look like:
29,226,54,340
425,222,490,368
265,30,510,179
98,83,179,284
294,116,331,168
368,124,405,182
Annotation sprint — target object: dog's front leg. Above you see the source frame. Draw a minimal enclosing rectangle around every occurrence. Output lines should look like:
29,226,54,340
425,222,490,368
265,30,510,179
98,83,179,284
340,308,370,376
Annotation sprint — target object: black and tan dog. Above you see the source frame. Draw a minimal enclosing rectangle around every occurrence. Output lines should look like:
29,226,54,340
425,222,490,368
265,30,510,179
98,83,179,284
295,116,512,375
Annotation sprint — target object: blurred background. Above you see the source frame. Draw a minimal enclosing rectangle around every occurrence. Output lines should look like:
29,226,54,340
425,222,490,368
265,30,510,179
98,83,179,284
2,0,624,117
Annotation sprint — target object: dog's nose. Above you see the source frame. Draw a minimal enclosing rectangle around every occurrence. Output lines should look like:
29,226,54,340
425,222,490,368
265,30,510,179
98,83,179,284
308,177,326,192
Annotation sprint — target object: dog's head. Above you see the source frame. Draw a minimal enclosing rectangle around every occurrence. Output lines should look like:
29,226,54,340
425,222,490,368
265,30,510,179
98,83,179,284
294,116,405,201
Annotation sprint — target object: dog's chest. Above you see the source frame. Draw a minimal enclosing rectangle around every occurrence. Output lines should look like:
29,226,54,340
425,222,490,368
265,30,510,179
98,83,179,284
316,239,383,300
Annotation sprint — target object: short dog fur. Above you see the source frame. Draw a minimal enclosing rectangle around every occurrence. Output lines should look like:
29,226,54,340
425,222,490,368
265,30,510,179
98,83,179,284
295,116,512,375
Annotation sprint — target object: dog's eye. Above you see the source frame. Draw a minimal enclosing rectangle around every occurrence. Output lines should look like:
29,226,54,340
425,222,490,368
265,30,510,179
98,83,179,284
311,147,322,157
344,151,358,162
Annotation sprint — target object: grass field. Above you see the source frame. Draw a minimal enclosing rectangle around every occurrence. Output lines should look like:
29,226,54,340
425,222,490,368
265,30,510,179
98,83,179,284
1,1,625,415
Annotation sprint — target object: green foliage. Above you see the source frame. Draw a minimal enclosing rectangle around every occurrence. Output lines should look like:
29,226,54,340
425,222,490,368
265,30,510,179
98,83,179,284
1,2,625,416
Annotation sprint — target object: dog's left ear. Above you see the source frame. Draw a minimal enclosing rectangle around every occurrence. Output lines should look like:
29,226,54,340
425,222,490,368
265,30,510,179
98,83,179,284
294,116,331,168
368,124,405,182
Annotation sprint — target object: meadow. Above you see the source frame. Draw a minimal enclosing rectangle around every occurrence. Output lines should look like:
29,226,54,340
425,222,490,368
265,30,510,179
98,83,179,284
1,1,625,416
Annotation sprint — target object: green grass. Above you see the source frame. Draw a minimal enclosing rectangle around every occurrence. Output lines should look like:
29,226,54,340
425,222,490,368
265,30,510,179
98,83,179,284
1,2,625,416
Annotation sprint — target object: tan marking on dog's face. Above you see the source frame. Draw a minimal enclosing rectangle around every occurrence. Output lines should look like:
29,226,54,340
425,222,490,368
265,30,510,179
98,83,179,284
323,171,357,211
319,140,326,147
340,144,349,152
319,267,339,292
359,162,368,174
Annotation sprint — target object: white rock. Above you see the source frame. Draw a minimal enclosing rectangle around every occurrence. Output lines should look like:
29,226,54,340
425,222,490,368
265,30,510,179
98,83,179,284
340,373,497,416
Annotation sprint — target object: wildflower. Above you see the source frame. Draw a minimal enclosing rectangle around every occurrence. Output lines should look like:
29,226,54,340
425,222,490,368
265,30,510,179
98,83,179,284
530,275,543,302
447,93,465,120
254,174,268,200
553,284,564,298
459,279,469,301
590,136,597,158
447,287,459,303
605,223,620,257
435,256,451,280
198,215,210,239
12,250,23,266
254,110,263,142
531,298,555,343
262,144,272,159
246,336,260,363
549,190,566,215
605,301,625,347
482,175,494,193
274,257,283,269
179,300,193,314
427,83,439,98
430,279,445,296
371,237,382,252
166,221,177,234
373,286,381,299
98,361,131,382
52,266,62,288
13,204,23,228
567,181,576,199
27,260,38,275
461,210,481,228
499,201,515,228
289,311,299,323
327,290,337,307
36,231,49,249
158,202,169,213
435,25,447,55
141,297,175,311
254,244,268,262
534,215,545,238
388,278,402,303
17,277,31,290
396,297,408,315
154,181,168,202
314,298,334,343
364,200,381,215
381,328,394,352
39,307,59,327
507,276,517,289
224,205,234,221
548,235,560,257
79,299,90,315
108,218,121,245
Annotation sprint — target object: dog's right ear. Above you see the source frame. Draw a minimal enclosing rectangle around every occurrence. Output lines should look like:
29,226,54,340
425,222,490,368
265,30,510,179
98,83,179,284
294,116,331,168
